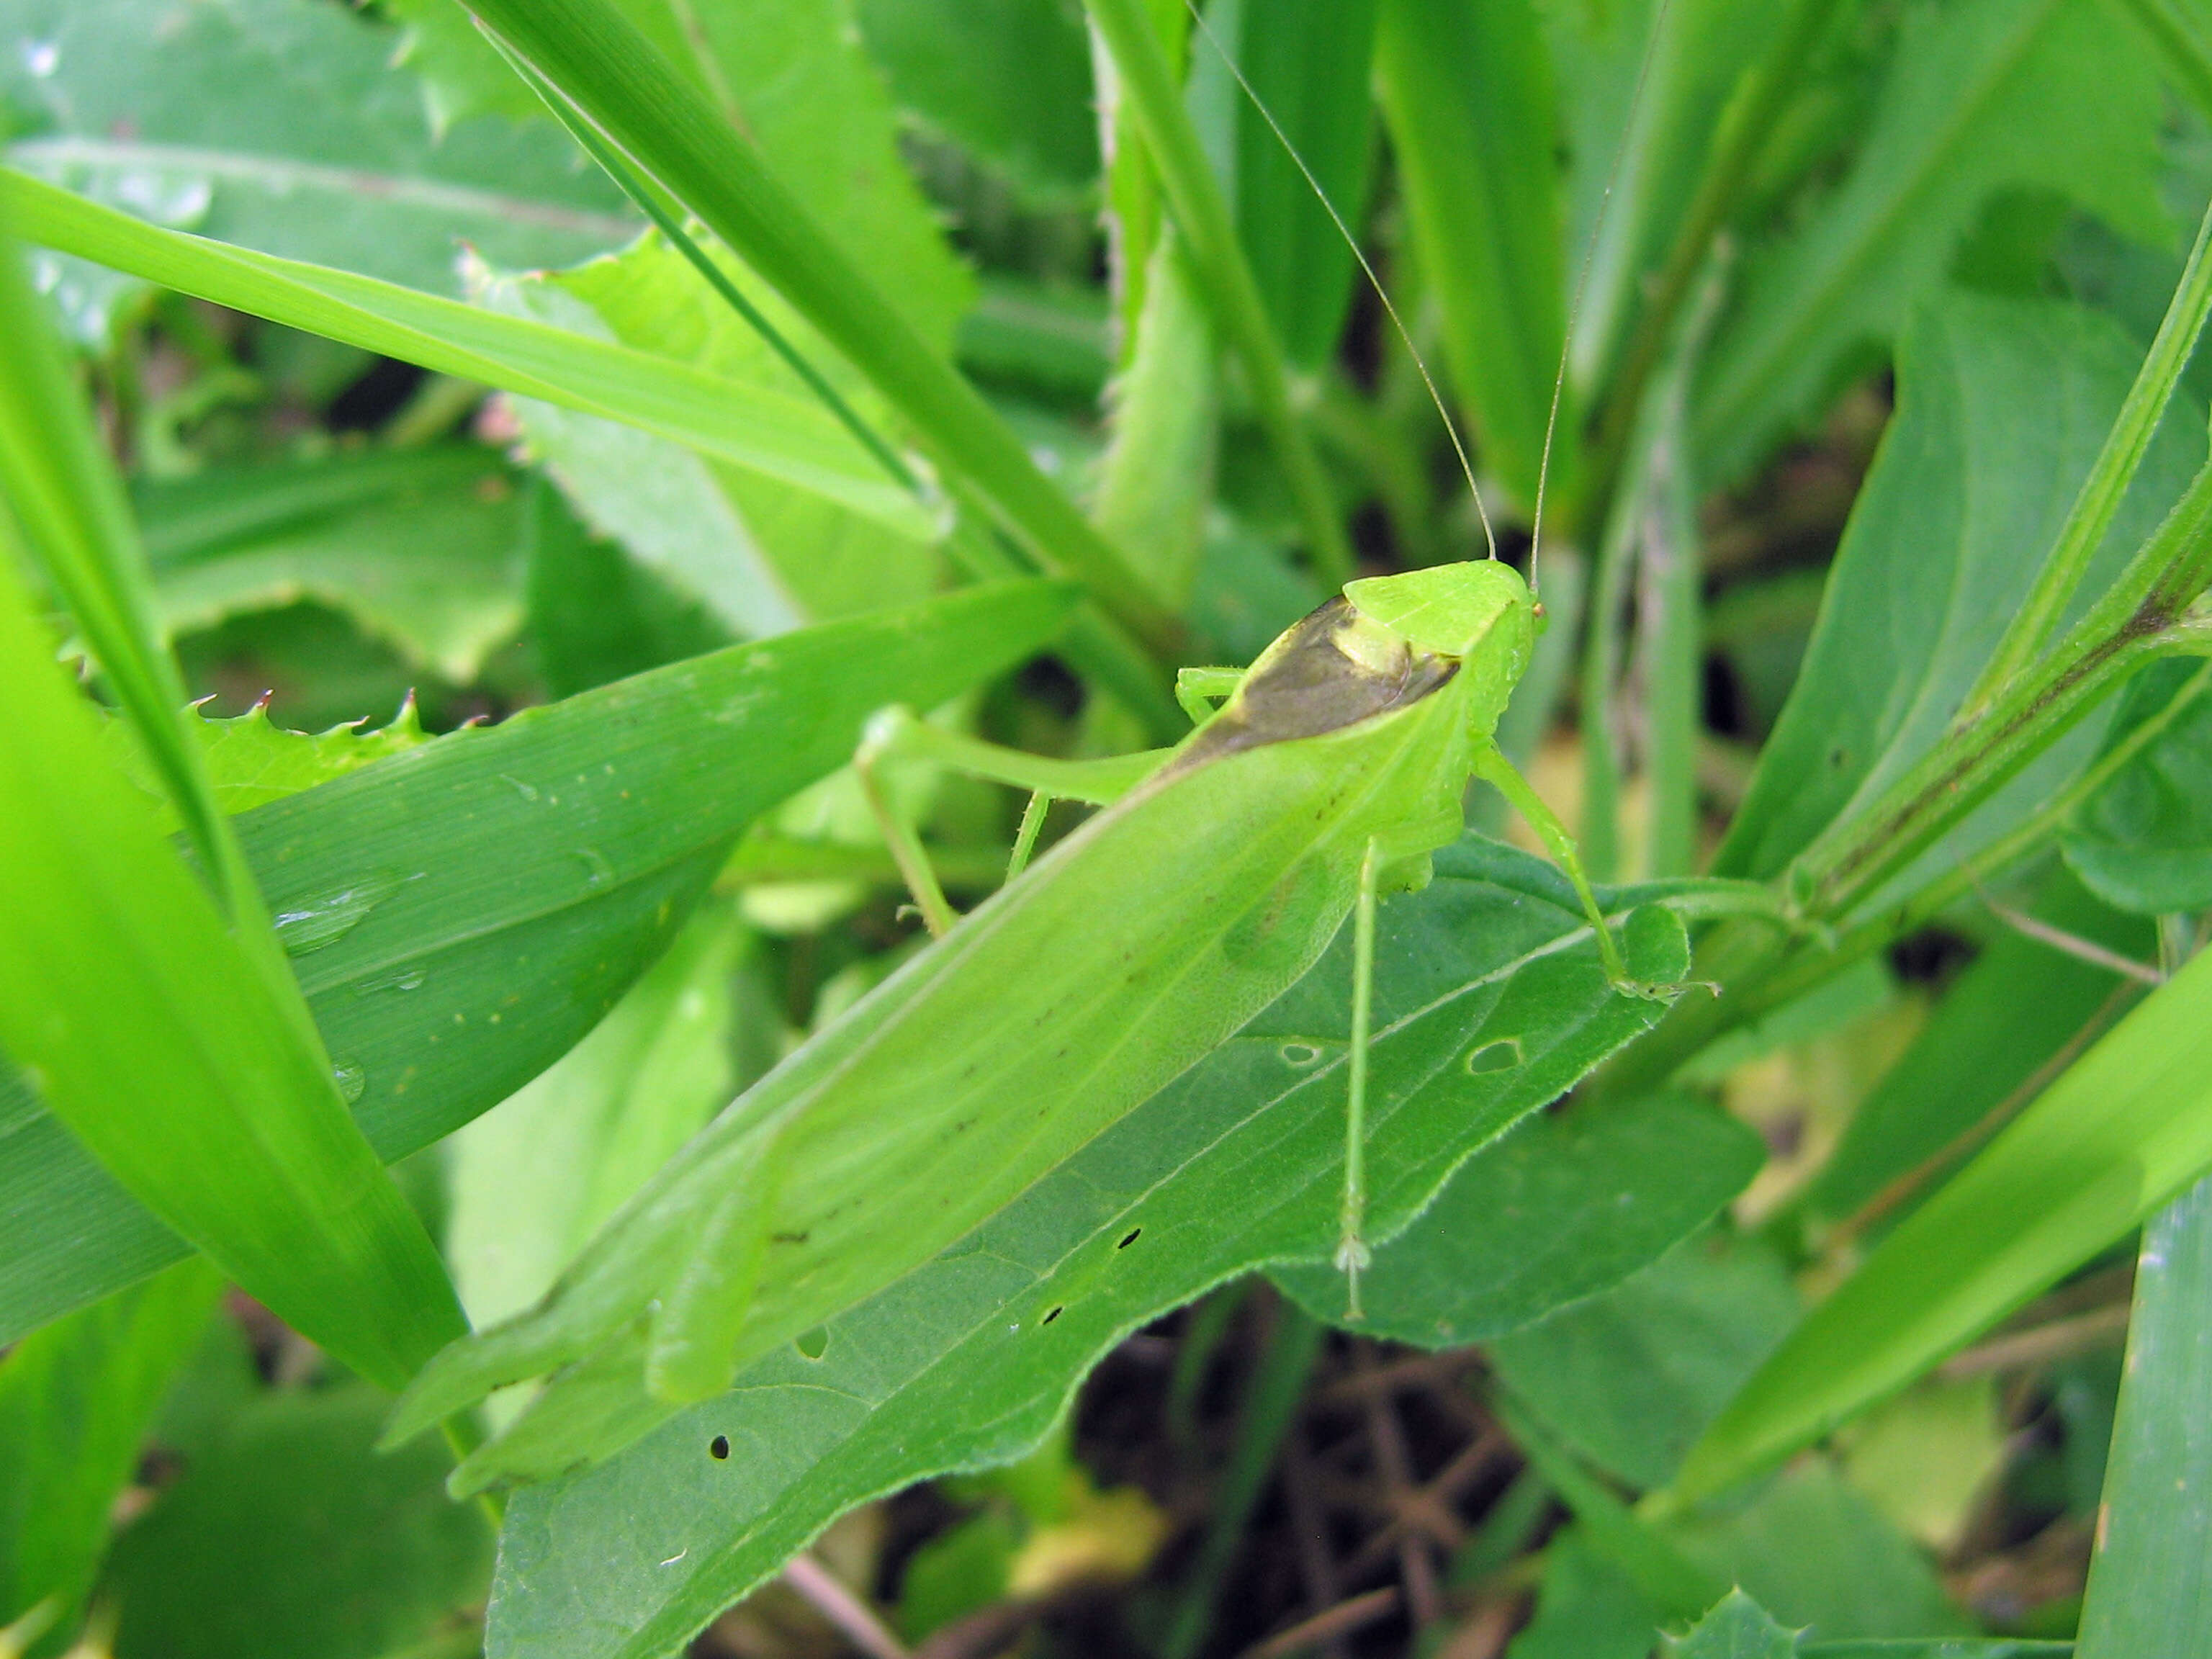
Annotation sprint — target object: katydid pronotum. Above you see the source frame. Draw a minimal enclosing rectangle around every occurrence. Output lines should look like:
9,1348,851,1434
390,6,1691,1494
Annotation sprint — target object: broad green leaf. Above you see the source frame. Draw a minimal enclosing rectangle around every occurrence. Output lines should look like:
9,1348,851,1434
1805,868,2154,1229
1673,936,2212,1503
0,539,464,1393
522,478,732,700
1215,0,1377,369
2074,1172,2212,1656
0,171,936,541
2063,656,2212,912
1375,0,1566,512
475,232,938,637
0,0,632,340
1713,294,2203,894
102,701,432,833
1272,1093,1764,1344
102,1371,493,1659
480,838,1690,1659
1668,1465,1970,1641
448,903,747,1336
1665,1591,1800,1659
139,448,529,682
1490,1231,1799,1490
1695,0,2169,483
0,580,1077,1345
1505,1527,1660,1659
855,0,1100,202
0,1262,221,1627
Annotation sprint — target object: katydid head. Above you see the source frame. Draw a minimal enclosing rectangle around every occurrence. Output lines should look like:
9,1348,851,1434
1342,561,1535,734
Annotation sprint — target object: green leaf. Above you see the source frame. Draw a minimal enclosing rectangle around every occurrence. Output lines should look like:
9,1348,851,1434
101,1375,493,1659
1712,294,2204,894
477,838,1689,1659
2063,657,2212,912
0,0,633,340
447,903,747,1336
0,532,465,1393
138,448,529,682
855,0,1100,202
1673,935,2212,1503
1665,1591,1802,1659
444,0,1182,678
1806,868,2154,1230
1272,1094,1764,1345
0,580,1078,1346
1667,1465,1970,1641
0,171,935,541
1375,0,1566,512
101,701,432,835
2075,1171,2212,1656
1695,0,2170,483
1490,1230,1800,1491
475,232,938,635
1505,1526,1664,1659
522,479,732,699
1216,0,1377,369
0,1262,222,1627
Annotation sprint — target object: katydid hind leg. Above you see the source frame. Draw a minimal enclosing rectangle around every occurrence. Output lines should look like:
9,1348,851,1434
1335,837,1385,1320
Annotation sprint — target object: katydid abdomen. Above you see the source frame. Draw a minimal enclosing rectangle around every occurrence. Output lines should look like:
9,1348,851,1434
392,567,1549,1491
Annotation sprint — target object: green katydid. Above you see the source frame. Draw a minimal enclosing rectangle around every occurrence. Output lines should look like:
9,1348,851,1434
387,554,1679,1491
387,0,1691,1496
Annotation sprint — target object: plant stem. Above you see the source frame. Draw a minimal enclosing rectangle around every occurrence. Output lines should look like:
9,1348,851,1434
1085,0,1354,586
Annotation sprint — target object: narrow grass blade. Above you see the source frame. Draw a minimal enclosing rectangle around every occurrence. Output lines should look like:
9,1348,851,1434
2074,1171,2212,1654
1668,941,2212,1504
0,171,932,541
0,552,465,1393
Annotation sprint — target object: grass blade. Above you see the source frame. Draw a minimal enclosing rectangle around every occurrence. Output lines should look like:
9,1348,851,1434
0,170,933,541
2074,1171,2212,1654
452,0,1180,660
0,543,464,1393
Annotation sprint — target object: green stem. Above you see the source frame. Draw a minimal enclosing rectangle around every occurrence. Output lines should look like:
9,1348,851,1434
1084,0,1354,586
1797,464,2212,920
1961,185,2212,717
1599,628,2212,1100
1578,423,1644,883
1581,0,1841,539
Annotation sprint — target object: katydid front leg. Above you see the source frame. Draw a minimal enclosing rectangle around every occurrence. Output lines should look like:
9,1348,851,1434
1470,740,1675,1001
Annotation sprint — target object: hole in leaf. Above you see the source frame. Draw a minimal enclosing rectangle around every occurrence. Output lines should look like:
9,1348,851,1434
1118,1228,1141,1250
795,1326,830,1360
709,1435,730,1460
1042,1305,1063,1326
1279,1042,1322,1068
1465,1038,1523,1074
